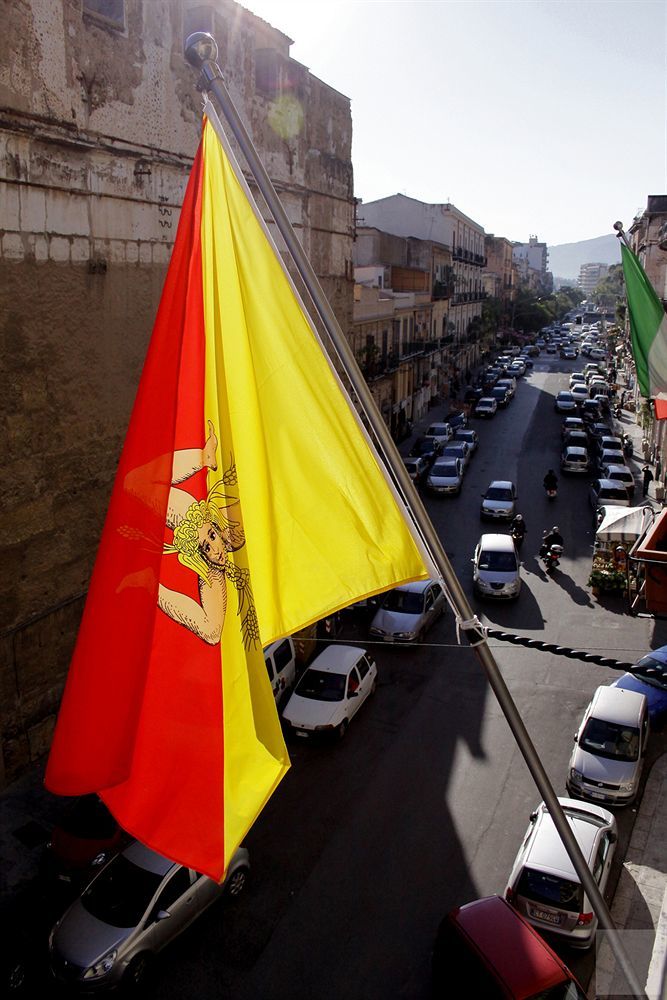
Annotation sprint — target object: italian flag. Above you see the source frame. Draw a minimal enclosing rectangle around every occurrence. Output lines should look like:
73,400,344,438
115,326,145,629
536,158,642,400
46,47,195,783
45,115,429,880
621,243,667,419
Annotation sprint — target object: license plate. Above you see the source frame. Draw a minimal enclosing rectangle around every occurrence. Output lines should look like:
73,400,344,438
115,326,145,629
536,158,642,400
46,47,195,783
530,907,562,925
589,790,605,800
295,730,308,738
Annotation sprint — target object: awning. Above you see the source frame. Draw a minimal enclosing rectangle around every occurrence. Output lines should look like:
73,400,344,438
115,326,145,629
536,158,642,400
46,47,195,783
596,504,655,542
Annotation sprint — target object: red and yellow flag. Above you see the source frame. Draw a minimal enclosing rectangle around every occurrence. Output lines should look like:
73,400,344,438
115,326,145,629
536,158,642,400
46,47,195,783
46,119,428,880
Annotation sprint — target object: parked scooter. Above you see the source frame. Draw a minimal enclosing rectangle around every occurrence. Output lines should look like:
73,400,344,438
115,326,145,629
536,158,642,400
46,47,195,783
622,434,634,458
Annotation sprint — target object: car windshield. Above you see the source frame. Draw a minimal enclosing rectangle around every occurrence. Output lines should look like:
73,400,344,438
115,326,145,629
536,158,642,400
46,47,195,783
558,393,573,400
517,868,583,914
82,854,163,927
294,668,347,702
485,488,513,501
382,590,424,614
632,655,667,690
478,550,517,572
580,717,640,761
601,488,628,502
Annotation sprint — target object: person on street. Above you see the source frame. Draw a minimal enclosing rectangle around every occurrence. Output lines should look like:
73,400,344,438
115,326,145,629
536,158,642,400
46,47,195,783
643,465,654,497
543,469,558,495
540,525,563,558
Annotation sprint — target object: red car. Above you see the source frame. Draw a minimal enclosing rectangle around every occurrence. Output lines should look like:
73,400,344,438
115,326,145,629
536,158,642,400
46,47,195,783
432,895,587,998
40,794,127,895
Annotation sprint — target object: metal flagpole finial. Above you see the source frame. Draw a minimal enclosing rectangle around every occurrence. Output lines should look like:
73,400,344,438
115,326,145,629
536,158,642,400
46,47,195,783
184,32,219,70
613,220,631,248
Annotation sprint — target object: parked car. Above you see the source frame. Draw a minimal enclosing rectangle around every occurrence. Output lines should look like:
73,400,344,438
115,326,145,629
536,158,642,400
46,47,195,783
597,448,626,472
611,645,667,730
561,445,589,474
496,376,517,398
369,579,446,642
403,454,430,486
505,797,617,949
589,479,631,510
49,841,250,990
40,794,127,898
569,372,586,389
264,636,298,706
561,346,578,360
554,391,577,413
475,397,498,418
597,436,624,456
480,480,517,521
472,533,521,600
432,895,587,999
442,410,467,430
424,422,453,446
490,386,511,409
571,384,590,406
442,440,471,468
409,437,442,465
566,686,649,806
426,458,464,496
580,399,602,423
563,430,589,451
282,645,377,739
562,416,586,438
587,421,613,442
602,464,635,498
453,428,479,454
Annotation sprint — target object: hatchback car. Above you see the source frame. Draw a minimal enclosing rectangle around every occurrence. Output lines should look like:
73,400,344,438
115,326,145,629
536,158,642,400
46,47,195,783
409,437,442,465
403,454,430,486
562,430,589,451
49,841,250,990
432,895,587,999
442,441,471,468
424,422,453,446
453,428,479,454
569,373,586,389
40,795,127,897
566,686,649,806
475,397,498,418
426,458,464,495
472,534,521,600
602,464,635,498
581,399,602,422
554,391,577,413
561,416,585,439
505,798,617,949
597,448,626,472
282,645,377,739
490,386,511,409
611,646,667,729
589,479,631,510
480,480,517,520
571,384,590,406
561,446,589,474
369,579,446,642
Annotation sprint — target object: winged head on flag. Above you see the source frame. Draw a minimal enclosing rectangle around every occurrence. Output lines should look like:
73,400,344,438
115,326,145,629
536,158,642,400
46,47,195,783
46,113,429,881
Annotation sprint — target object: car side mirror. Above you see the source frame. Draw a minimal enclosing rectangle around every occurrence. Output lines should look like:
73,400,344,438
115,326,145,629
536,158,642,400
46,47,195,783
573,734,578,743
348,690,359,698
156,909,171,922
608,831,618,845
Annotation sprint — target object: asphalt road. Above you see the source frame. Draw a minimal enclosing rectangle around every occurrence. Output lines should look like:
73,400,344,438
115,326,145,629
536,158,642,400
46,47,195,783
43,358,666,999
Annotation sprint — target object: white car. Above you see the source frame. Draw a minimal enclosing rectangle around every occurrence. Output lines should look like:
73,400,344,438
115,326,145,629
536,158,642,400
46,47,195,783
570,384,589,406
475,397,498,418
264,637,297,706
370,579,446,642
282,645,377,740
423,422,453,446
602,464,635,498
566,686,649,806
555,391,577,413
561,446,589,474
426,458,463,495
472,533,521,600
505,798,617,949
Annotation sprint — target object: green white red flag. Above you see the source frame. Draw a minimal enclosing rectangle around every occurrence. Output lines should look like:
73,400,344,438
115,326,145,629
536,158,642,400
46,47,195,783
620,242,667,419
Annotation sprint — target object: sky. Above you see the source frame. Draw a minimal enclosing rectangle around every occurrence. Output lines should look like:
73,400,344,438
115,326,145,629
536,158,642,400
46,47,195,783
240,0,666,247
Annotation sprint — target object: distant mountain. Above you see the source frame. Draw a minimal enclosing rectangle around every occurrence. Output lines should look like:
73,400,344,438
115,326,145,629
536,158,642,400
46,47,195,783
548,234,621,281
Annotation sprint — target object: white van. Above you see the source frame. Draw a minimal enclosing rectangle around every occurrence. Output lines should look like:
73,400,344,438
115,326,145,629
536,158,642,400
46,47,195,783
264,637,297,705
424,422,453,446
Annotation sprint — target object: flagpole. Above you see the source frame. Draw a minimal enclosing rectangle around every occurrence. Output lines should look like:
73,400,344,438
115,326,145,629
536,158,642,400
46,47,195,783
613,220,632,250
184,34,645,996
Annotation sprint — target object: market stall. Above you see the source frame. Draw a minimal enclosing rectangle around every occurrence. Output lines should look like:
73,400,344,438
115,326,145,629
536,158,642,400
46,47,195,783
589,504,655,601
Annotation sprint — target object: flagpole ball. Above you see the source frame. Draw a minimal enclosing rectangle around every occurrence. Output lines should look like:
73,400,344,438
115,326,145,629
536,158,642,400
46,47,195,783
184,32,219,69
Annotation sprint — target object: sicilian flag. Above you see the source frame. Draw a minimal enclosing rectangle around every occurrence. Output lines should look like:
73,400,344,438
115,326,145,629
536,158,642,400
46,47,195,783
45,114,429,880
620,243,667,419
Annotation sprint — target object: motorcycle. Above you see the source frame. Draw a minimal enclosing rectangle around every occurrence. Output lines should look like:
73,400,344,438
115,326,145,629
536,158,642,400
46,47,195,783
622,434,634,458
544,485,558,500
510,526,525,548
541,543,563,574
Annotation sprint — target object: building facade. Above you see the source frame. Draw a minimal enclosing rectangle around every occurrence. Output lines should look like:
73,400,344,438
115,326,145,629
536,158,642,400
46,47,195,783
358,195,486,375
0,0,354,784
484,234,516,315
578,262,609,297
512,235,552,293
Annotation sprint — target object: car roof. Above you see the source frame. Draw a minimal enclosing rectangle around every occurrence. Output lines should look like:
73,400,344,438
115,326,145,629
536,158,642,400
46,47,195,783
564,446,587,456
390,578,439,595
526,799,611,876
604,464,631,475
309,644,369,674
449,895,570,996
488,480,513,489
479,533,515,551
590,685,646,725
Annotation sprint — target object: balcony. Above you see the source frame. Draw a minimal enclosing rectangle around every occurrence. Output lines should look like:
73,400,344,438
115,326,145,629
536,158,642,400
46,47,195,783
432,280,454,300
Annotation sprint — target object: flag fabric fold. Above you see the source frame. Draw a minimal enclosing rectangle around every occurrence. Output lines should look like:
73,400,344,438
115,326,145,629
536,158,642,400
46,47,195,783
46,117,428,880
620,242,667,418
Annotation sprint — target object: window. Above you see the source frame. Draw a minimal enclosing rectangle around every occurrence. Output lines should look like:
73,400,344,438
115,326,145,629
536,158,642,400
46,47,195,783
265,656,275,682
357,658,370,680
273,641,292,673
150,867,192,920
593,836,610,883
347,668,360,696
83,0,125,30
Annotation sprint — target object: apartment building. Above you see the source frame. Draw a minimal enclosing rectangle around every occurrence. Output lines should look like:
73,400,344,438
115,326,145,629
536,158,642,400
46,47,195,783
578,262,609,296
512,236,552,293
484,234,516,314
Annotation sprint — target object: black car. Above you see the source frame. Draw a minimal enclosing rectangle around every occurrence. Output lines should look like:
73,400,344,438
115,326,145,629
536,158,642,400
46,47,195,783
490,386,510,408
443,410,467,430
409,437,442,465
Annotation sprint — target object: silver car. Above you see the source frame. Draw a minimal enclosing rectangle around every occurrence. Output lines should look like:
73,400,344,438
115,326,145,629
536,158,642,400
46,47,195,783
566,686,649,805
369,579,446,642
480,480,517,520
426,458,463,495
49,841,250,990
506,798,617,949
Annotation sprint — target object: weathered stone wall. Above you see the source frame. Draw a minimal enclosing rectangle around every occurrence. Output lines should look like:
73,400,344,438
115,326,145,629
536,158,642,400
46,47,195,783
0,0,354,784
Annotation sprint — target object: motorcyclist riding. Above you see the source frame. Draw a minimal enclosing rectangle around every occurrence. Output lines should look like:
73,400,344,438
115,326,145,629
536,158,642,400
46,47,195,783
540,525,564,558
543,469,558,494
510,513,526,544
